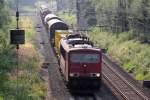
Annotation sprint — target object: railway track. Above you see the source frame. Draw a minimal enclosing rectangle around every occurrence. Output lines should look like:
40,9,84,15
35,14,71,100
71,93,98,100
102,55,150,100
36,13,117,100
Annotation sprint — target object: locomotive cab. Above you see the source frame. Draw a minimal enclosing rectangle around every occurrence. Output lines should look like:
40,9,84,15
68,49,102,90
59,35,102,91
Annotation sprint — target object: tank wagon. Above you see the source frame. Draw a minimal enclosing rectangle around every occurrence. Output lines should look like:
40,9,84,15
40,6,68,45
47,19,68,45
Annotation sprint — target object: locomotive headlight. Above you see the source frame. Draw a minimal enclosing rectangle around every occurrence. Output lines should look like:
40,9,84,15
96,73,101,77
69,73,74,77
90,73,101,77
69,73,79,77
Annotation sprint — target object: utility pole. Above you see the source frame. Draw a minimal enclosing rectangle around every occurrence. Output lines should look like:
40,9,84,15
16,0,19,29
76,0,88,30
56,0,66,11
118,0,129,32
10,0,25,99
76,0,80,28
16,0,19,99
0,0,4,4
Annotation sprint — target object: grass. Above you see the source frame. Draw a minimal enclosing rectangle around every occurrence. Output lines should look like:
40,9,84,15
90,27,150,80
20,17,36,42
14,16,47,100
0,16,47,100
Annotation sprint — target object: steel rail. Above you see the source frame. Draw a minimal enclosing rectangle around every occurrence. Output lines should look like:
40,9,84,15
103,58,149,100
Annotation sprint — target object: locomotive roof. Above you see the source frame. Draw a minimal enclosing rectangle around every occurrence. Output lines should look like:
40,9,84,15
60,38,100,52
67,37,93,46
67,38,83,41
66,33,87,39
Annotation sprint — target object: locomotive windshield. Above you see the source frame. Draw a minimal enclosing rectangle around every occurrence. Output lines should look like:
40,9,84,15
70,53,100,63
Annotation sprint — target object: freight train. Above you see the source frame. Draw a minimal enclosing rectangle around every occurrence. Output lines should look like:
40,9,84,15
39,5,104,90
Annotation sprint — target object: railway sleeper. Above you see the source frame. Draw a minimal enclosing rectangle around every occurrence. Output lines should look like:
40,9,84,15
68,77,101,93
143,80,150,88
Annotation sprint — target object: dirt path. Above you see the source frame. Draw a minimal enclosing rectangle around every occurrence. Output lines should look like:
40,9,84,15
33,14,71,100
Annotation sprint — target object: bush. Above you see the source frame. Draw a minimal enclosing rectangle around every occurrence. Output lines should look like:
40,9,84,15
0,12,47,99
90,27,150,80
57,11,77,26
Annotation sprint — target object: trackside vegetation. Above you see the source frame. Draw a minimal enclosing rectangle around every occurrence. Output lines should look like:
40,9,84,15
0,4,47,100
58,0,150,81
89,0,150,80
57,11,77,27
90,27,150,80
58,10,150,80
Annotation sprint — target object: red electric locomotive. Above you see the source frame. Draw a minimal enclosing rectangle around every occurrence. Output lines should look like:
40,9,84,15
59,35,102,90
39,5,103,91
